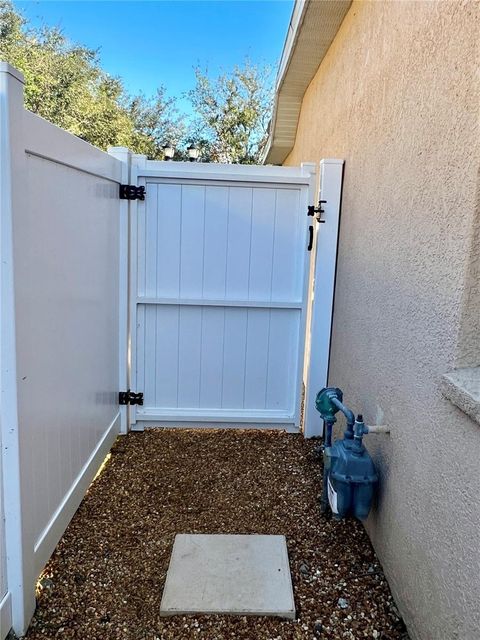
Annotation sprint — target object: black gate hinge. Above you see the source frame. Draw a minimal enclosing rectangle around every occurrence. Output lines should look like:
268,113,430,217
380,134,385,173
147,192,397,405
119,184,146,201
119,390,144,406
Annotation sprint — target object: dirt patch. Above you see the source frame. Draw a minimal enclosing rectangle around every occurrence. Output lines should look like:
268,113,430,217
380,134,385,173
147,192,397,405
26,429,407,639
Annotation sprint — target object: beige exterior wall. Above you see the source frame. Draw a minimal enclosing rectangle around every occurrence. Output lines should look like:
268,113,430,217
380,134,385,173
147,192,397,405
285,2,480,639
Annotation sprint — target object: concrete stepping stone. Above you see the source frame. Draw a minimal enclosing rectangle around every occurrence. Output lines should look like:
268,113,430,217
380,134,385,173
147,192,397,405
160,534,295,619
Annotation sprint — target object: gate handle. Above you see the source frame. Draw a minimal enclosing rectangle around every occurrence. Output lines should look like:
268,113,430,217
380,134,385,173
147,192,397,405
308,225,314,251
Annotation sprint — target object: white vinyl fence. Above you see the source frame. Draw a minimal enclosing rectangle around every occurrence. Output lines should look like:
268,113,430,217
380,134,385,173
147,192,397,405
0,60,343,639
0,63,128,636
0,427,11,639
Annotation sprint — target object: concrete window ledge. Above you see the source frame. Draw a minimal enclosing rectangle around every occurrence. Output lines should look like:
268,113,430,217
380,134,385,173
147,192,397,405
441,367,480,425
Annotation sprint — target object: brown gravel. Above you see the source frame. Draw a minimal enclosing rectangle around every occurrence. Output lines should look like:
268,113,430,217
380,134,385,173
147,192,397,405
26,429,408,640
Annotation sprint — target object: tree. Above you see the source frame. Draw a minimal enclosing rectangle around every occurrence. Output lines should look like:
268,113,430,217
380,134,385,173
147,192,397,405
0,0,182,158
187,61,274,164
0,2,275,163
126,89,185,159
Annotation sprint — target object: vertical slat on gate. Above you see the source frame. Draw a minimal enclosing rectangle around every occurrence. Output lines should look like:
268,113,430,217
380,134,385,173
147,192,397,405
221,309,248,409
244,309,270,409
199,307,225,408
271,188,302,301
137,186,146,298
156,184,182,298
177,307,202,407
144,305,157,407
180,186,205,298
136,304,146,406
203,186,229,299
267,310,299,412
249,188,276,301
225,187,252,300
155,306,179,408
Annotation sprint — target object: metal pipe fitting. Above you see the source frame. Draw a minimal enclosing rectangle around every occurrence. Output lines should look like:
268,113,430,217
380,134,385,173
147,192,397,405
328,394,355,437
365,425,391,434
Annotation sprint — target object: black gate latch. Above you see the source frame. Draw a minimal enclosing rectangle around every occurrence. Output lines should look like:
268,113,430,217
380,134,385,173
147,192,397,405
307,200,327,222
307,200,327,251
119,390,144,406
119,184,146,201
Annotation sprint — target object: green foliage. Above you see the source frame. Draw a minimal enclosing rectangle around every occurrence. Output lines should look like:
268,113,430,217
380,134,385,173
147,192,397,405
0,0,182,157
0,1,274,163
188,62,273,164
126,90,185,158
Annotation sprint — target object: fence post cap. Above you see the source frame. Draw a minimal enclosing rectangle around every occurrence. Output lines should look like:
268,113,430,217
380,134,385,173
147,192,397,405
0,62,25,84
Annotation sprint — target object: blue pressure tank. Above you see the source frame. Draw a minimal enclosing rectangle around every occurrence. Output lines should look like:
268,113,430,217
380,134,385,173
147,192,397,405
315,388,378,521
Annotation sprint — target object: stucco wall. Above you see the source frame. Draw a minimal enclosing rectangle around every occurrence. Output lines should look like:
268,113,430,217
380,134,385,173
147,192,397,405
285,2,480,639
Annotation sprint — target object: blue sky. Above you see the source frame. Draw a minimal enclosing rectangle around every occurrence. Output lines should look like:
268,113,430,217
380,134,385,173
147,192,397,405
16,0,293,111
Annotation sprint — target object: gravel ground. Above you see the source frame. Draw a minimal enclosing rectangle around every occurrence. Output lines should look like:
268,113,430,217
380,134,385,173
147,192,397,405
26,429,408,640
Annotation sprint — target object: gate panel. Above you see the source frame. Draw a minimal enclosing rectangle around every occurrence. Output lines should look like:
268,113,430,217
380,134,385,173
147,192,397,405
136,305,301,416
131,164,315,428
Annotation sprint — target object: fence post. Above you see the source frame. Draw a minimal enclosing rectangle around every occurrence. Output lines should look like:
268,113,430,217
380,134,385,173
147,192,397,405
125,155,147,430
108,147,132,434
303,159,344,438
0,62,36,635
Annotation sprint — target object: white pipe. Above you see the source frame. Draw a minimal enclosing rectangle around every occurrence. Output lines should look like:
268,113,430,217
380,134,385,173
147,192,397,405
366,425,391,434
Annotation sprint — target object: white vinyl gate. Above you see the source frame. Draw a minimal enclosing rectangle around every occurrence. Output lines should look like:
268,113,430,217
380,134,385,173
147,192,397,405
129,162,316,429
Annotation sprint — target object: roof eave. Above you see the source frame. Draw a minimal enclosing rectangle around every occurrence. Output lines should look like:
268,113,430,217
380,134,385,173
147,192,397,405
263,0,352,165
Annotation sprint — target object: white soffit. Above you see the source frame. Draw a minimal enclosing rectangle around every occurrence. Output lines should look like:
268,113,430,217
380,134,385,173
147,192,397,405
264,0,352,165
